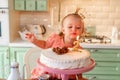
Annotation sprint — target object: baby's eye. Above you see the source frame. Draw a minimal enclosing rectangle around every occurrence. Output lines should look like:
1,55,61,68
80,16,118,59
76,26,81,29
68,26,72,28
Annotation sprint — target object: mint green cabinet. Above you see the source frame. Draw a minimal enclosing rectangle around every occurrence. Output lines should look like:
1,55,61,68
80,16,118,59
0,47,30,79
26,0,36,11
37,0,48,11
84,49,120,80
0,47,10,79
14,0,25,10
9,47,30,74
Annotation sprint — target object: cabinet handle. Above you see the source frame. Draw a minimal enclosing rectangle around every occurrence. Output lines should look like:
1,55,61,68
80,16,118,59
95,63,98,66
89,76,97,80
90,49,98,53
29,4,33,7
14,51,17,61
18,4,21,7
0,10,6,14
5,49,9,59
117,54,120,57
116,67,119,71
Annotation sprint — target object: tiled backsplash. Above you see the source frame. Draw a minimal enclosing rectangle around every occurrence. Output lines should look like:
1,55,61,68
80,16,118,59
20,0,120,38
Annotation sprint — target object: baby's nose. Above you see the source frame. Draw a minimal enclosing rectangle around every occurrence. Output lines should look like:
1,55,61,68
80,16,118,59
72,27,77,31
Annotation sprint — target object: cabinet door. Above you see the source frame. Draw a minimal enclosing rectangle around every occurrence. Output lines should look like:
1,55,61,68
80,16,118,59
36,0,48,11
14,0,25,10
90,49,120,61
26,0,36,11
84,48,120,79
10,47,30,76
0,47,10,79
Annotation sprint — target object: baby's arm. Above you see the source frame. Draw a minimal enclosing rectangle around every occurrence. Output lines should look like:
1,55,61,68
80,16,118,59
25,33,46,49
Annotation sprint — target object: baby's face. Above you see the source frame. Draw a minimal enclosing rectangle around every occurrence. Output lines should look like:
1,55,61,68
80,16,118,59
62,16,84,40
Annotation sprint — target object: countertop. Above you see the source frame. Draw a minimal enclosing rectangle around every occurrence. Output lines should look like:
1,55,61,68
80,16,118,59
80,43,120,49
8,38,120,49
9,38,36,47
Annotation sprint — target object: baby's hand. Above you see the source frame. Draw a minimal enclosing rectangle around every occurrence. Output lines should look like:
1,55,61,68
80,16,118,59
25,33,36,42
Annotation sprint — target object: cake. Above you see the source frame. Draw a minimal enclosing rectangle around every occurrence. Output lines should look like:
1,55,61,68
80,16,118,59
40,48,91,69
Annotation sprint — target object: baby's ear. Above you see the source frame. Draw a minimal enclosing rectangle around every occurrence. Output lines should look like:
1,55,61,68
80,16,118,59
61,27,65,33
82,27,84,33
81,22,85,33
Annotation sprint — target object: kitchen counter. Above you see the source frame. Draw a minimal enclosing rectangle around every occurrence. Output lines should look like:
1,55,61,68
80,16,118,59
9,38,120,49
9,38,36,47
81,43,120,49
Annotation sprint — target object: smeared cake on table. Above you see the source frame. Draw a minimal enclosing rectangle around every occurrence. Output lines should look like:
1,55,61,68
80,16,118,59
40,47,91,69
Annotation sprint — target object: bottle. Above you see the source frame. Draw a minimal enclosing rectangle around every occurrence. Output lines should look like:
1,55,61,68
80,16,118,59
7,61,21,80
111,26,118,43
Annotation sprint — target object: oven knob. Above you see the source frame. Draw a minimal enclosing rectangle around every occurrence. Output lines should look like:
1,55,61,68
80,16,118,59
2,10,6,13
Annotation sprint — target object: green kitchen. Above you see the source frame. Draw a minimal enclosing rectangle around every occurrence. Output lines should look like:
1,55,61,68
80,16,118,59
0,0,120,80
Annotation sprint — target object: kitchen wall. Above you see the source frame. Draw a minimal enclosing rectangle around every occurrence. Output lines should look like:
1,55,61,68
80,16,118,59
20,0,120,38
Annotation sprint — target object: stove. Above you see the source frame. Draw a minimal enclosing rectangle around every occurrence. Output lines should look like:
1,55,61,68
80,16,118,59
80,35,111,44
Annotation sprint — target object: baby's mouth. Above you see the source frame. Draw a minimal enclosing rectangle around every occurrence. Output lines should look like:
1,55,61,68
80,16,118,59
71,33,77,36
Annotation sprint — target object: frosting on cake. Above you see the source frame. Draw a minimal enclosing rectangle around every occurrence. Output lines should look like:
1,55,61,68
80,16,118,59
40,48,91,69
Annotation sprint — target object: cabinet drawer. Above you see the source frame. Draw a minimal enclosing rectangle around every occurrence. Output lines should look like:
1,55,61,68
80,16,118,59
89,49,120,61
96,61,120,67
37,0,48,11
84,74,120,80
86,66,120,75
14,0,25,10
26,0,36,11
